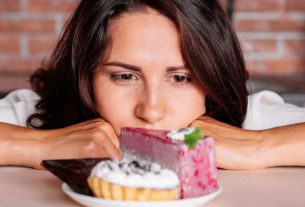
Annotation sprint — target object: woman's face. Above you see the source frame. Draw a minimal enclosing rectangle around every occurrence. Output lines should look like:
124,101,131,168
93,8,206,135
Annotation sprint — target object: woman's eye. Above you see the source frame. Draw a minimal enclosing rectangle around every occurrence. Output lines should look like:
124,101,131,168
169,75,192,84
111,73,138,82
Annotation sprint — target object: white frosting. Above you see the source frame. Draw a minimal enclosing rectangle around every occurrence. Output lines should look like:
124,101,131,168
166,128,196,141
90,160,180,189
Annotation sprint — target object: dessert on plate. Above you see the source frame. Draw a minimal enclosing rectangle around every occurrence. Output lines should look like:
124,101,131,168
42,127,219,201
87,159,180,201
120,127,219,199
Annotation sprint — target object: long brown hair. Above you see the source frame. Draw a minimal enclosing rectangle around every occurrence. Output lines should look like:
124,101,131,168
28,0,248,129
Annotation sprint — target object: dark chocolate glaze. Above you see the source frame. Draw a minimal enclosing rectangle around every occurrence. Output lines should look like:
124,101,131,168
41,158,107,195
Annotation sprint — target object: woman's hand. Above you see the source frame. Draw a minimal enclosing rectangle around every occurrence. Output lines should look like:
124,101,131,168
33,119,122,170
190,116,272,170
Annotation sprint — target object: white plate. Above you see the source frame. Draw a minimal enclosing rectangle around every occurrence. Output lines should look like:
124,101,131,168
62,183,222,207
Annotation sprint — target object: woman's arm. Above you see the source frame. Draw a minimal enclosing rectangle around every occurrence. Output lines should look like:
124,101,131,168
262,123,305,167
190,116,305,170
0,119,121,170
0,123,42,169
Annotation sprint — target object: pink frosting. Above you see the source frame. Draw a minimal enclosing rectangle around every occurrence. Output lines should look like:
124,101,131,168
120,127,219,199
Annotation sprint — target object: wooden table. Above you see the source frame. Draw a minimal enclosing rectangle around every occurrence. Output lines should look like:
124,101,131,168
1,166,304,207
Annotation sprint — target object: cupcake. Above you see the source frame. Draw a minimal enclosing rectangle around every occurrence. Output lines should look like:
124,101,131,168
87,159,180,201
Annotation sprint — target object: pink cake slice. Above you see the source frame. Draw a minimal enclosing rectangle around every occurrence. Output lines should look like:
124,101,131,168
120,127,219,199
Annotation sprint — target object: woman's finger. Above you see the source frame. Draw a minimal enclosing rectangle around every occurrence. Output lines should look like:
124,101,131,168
96,130,122,160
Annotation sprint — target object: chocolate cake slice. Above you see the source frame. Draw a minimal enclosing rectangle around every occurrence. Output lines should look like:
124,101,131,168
42,158,106,195
120,127,219,199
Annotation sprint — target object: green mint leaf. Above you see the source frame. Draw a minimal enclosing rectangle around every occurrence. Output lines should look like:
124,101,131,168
184,128,204,149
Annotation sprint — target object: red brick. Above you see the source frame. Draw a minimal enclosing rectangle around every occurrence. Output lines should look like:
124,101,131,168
0,73,31,91
240,39,277,54
27,0,78,12
28,34,57,54
284,40,305,57
0,34,20,54
235,19,305,32
0,19,56,33
285,0,305,12
235,0,281,12
246,59,305,76
0,0,20,12
0,57,42,74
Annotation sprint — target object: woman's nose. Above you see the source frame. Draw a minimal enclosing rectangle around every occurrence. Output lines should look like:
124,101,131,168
134,85,166,125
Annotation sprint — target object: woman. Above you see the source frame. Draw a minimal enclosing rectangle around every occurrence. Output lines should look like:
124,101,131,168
0,0,305,170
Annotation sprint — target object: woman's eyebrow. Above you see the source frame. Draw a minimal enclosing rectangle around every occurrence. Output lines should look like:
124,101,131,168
166,66,187,72
105,61,186,72
105,61,141,72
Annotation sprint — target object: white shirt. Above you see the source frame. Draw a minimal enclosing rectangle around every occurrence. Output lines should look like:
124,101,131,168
0,89,305,129
0,89,40,127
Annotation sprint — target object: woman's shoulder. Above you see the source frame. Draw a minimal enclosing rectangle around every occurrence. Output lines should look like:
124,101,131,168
0,89,40,127
244,90,305,130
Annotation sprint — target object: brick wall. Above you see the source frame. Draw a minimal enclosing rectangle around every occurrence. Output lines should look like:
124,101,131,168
0,0,305,91
234,0,305,76
0,0,77,74
0,0,79,90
